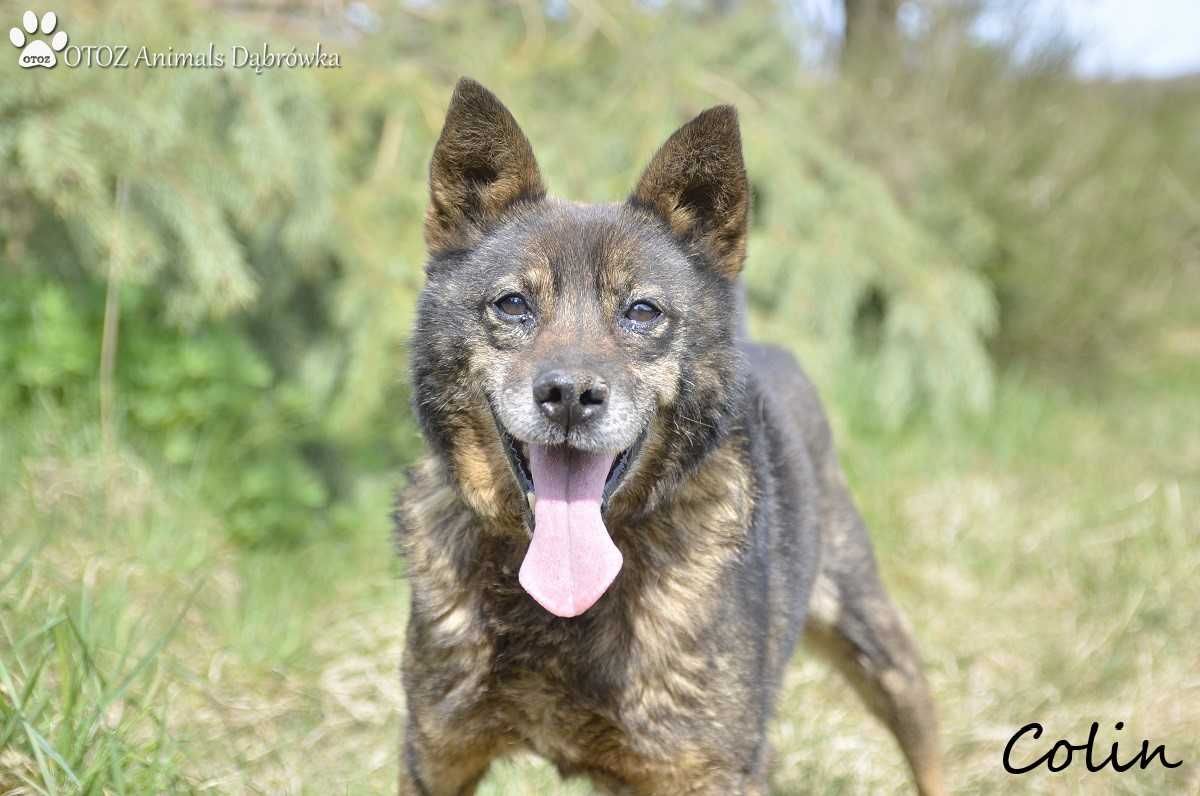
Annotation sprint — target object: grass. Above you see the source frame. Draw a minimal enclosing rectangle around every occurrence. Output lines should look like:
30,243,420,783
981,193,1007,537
1,354,1197,794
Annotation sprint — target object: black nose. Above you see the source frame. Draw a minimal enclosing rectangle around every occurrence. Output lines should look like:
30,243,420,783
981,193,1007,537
532,369,609,428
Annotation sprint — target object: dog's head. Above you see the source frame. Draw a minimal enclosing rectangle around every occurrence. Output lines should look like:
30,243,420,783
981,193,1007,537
411,78,748,617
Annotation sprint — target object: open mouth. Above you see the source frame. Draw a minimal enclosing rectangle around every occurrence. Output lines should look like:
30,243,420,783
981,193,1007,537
498,428,643,510
489,413,647,619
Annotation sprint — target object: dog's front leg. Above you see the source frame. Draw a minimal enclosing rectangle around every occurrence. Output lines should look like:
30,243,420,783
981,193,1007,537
399,711,500,796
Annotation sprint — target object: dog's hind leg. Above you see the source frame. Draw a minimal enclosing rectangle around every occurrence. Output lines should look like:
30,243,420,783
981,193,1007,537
804,480,946,796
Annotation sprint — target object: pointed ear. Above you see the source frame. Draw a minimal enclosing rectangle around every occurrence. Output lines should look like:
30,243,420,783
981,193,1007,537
425,78,546,255
629,106,749,279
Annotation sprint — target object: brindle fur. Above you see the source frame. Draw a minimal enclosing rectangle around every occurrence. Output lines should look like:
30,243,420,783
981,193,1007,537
396,78,945,795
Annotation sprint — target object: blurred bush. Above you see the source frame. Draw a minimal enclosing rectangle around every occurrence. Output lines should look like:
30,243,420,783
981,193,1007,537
831,10,1200,368
1,0,1195,546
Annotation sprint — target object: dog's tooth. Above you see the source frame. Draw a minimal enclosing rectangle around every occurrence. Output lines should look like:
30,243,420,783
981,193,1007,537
526,491,537,511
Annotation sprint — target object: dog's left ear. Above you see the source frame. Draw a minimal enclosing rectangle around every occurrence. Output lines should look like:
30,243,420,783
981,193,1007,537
425,78,546,256
630,106,749,279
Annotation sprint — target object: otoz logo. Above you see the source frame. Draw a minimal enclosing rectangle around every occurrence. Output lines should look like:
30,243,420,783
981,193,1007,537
8,9,68,68
8,9,129,70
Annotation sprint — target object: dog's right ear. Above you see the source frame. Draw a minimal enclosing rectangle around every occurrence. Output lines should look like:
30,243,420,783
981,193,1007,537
424,78,546,256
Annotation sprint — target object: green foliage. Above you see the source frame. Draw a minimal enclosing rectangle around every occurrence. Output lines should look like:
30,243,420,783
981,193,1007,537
0,2,332,322
0,2,346,547
0,281,97,409
119,297,328,547
0,277,329,546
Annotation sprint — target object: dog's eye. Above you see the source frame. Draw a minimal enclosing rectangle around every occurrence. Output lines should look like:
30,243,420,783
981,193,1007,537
625,301,662,324
495,293,531,318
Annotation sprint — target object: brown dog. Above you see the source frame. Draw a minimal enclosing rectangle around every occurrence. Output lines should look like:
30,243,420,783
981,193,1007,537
395,78,945,795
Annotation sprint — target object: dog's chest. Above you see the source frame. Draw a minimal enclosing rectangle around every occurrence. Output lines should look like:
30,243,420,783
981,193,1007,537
491,668,625,764
470,600,646,758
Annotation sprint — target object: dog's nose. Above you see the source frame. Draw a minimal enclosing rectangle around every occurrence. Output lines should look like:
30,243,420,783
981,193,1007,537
533,369,609,428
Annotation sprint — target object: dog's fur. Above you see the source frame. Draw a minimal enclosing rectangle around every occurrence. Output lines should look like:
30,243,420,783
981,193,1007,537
395,78,945,795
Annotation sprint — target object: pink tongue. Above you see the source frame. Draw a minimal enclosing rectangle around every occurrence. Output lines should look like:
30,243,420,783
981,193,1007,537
518,445,623,618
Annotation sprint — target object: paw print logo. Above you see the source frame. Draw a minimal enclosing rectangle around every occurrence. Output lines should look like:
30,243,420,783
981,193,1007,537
9,10,68,69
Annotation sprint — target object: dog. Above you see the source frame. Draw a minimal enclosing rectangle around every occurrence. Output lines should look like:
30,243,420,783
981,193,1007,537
395,78,945,796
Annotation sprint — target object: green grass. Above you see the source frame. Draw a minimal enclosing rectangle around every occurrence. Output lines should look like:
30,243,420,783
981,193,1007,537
2,357,1197,794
